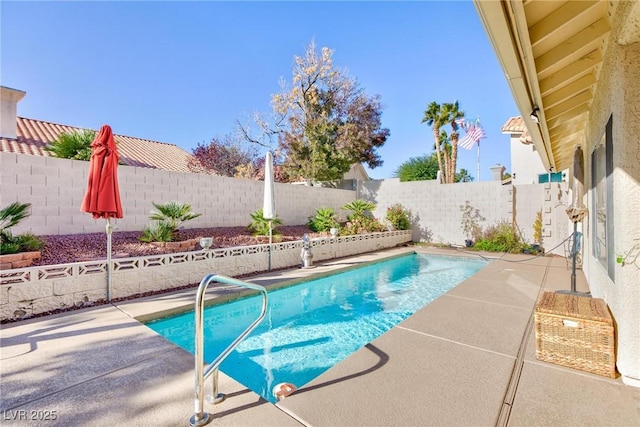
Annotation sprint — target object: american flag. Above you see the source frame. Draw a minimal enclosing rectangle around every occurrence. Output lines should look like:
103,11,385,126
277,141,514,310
458,124,486,150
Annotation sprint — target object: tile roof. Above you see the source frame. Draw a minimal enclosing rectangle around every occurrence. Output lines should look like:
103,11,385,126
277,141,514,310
500,116,532,145
0,117,195,173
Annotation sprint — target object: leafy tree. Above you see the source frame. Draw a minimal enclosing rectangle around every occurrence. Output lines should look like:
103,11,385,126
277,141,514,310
421,101,465,183
188,134,258,177
455,168,474,183
249,155,290,182
245,40,389,182
46,129,96,160
394,153,440,181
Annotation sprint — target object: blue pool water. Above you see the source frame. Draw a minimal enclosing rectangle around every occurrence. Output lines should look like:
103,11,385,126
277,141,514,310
146,253,488,402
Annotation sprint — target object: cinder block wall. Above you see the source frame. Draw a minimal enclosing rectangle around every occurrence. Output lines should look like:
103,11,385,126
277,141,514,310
360,178,569,254
1,152,570,255
0,152,356,235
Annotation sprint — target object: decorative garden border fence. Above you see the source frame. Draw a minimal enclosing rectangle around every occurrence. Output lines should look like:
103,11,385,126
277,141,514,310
1,230,412,321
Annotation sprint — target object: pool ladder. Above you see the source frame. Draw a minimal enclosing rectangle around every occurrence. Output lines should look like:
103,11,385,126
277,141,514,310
189,273,268,427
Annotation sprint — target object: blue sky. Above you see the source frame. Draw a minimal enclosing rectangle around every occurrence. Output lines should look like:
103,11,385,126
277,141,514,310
1,1,518,180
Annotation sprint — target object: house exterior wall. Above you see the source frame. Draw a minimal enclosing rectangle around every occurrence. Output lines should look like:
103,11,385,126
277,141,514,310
582,3,640,386
0,152,356,235
510,135,547,185
342,163,369,182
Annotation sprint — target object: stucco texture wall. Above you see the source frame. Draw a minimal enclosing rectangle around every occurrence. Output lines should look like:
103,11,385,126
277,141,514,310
582,0,640,386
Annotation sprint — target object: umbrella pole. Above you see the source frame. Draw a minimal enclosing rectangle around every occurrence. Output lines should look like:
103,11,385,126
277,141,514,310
106,218,112,301
571,221,578,293
268,220,272,271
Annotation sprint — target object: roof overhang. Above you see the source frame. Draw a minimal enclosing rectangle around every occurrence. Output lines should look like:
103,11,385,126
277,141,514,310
473,0,617,172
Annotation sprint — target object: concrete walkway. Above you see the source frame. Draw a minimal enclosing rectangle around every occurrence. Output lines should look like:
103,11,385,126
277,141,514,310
1,247,638,426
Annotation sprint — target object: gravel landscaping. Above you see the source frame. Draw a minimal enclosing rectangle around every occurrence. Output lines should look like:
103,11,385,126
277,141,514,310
36,225,325,266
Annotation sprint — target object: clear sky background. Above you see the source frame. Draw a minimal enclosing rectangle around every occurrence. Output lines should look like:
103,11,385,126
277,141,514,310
1,1,519,181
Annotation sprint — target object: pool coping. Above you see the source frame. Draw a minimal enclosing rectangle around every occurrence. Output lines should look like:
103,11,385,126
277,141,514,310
121,246,418,323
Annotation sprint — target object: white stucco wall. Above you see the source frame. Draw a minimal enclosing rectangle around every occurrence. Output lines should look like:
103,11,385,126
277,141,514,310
582,1,640,386
510,136,547,185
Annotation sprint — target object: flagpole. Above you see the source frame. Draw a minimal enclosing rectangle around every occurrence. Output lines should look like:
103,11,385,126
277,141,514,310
477,141,481,182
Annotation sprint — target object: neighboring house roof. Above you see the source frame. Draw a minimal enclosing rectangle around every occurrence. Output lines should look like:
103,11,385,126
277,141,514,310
343,163,370,181
0,117,194,173
500,116,533,145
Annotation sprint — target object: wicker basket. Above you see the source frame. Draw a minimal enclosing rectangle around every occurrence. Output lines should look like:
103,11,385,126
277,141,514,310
534,292,616,378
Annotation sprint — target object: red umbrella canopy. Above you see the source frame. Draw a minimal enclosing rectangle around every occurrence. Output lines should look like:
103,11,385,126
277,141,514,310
81,125,124,219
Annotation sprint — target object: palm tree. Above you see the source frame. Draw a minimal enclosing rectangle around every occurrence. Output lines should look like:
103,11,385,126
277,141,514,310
421,101,465,183
442,101,465,182
436,130,451,181
46,129,96,160
421,102,446,182
148,201,202,234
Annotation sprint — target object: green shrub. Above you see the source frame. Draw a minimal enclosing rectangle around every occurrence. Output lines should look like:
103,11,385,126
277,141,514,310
139,222,174,243
46,129,96,160
0,202,43,254
385,204,411,230
0,241,21,255
139,201,201,242
474,220,528,253
13,232,43,252
148,201,201,233
342,199,376,221
340,216,386,236
247,208,283,236
308,207,338,232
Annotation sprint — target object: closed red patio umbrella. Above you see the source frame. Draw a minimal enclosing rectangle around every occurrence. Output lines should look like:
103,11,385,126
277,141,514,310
81,124,123,301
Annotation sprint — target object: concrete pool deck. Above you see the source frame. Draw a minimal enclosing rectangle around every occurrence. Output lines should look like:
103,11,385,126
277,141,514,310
1,247,638,426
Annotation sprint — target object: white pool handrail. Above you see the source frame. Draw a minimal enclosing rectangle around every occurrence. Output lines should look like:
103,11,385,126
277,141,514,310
189,273,268,427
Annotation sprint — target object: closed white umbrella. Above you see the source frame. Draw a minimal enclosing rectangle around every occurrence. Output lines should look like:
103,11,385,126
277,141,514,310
263,152,276,270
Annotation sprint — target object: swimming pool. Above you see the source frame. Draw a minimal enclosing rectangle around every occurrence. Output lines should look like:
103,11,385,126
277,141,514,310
146,253,488,402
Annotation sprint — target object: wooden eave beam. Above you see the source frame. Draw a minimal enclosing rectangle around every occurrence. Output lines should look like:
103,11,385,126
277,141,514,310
535,17,610,77
542,73,597,109
539,50,601,96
